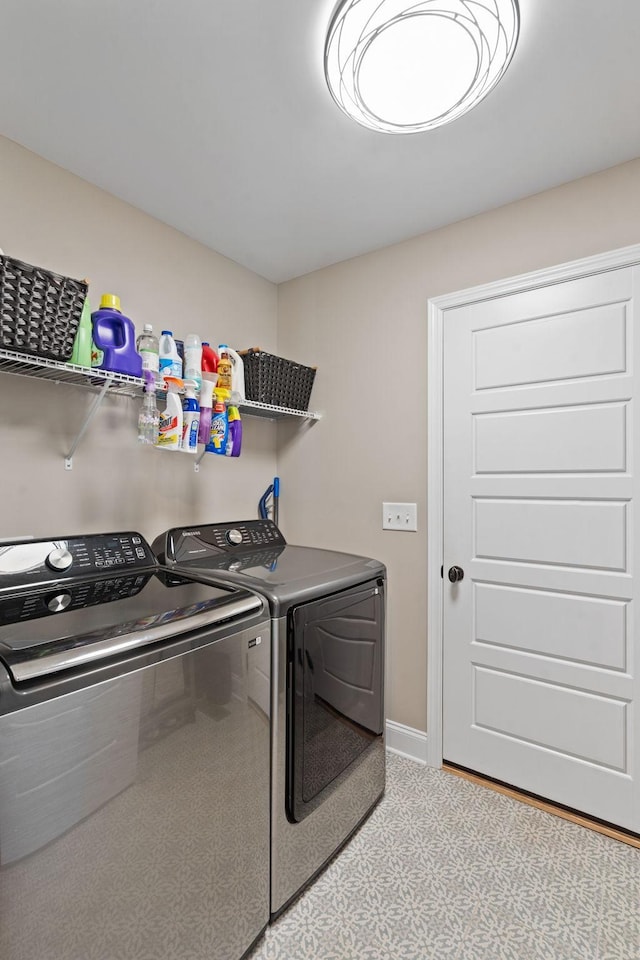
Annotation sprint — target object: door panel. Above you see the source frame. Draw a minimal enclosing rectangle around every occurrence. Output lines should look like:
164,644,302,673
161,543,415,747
473,301,628,390
475,498,628,570
473,667,628,770
474,402,628,474
443,264,639,831
474,582,628,670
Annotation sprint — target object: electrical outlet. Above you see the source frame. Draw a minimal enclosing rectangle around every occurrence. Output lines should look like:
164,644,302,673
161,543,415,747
382,502,417,531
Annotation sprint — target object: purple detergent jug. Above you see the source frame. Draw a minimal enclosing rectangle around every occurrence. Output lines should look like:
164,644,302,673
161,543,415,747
91,294,143,377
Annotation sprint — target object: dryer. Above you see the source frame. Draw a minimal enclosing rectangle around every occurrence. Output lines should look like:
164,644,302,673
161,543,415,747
152,519,386,916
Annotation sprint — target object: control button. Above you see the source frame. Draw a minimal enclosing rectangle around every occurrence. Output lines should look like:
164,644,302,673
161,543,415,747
132,536,141,545
46,548,73,572
47,592,72,613
227,529,243,546
135,547,146,558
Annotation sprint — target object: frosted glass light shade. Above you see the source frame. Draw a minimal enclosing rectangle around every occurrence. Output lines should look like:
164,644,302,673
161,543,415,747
324,0,520,134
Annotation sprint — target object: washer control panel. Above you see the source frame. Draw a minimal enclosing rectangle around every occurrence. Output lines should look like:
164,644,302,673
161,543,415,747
0,533,155,592
169,519,286,562
0,573,151,625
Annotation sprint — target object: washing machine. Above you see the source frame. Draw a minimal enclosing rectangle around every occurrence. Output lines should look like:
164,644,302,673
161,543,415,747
0,530,271,960
152,519,386,916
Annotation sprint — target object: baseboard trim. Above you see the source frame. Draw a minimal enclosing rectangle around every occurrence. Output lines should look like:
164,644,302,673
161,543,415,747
385,720,428,765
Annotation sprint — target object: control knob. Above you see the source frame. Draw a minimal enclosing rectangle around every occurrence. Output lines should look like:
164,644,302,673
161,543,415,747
226,529,243,546
47,592,72,613
46,547,73,572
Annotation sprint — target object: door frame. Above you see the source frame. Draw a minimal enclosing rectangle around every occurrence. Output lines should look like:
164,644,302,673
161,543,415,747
426,242,640,770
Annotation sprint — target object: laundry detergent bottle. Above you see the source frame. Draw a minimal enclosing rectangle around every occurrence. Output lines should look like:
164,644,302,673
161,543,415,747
91,294,143,377
181,380,200,454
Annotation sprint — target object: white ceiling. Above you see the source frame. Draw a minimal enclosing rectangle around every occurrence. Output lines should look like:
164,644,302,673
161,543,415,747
1,1,639,283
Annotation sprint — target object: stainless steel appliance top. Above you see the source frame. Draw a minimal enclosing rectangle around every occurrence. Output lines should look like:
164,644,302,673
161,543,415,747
152,520,386,613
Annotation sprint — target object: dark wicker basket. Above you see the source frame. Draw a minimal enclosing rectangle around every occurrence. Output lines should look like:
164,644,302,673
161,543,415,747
240,348,316,411
0,254,88,362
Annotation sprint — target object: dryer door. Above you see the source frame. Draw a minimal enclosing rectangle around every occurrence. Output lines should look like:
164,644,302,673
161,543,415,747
287,579,384,823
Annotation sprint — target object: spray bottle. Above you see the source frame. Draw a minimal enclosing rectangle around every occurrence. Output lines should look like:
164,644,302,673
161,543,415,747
157,376,183,450
198,375,217,445
225,406,242,457
138,370,160,445
206,389,229,455
181,380,200,454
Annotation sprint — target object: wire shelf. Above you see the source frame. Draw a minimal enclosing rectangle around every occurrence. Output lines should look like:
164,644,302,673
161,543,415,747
0,349,320,419
0,348,143,396
238,399,320,421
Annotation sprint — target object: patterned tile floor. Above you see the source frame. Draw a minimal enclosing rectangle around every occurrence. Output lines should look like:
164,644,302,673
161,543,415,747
250,753,639,960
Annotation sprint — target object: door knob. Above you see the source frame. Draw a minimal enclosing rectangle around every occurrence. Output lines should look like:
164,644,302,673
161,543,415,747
448,566,464,583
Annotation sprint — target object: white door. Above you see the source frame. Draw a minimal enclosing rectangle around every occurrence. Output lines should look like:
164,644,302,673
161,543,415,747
442,265,640,832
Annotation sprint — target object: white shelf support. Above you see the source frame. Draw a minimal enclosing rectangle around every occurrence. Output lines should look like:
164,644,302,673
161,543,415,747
64,380,111,470
194,446,208,473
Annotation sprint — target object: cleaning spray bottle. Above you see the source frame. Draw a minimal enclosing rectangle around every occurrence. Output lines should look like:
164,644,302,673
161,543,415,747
181,380,200,454
206,389,229,455
138,370,160,445
225,406,242,457
70,297,93,368
198,374,218,445
157,376,183,450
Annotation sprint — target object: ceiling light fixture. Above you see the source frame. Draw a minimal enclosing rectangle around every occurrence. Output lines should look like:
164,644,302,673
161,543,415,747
324,0,520,134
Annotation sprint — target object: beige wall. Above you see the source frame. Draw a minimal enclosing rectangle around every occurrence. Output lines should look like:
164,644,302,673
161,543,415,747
276,158,640,734
0,135,278,541
4,134,640,737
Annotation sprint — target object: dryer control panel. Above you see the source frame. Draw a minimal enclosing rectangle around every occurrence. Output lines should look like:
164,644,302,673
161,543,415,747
164,520,287,563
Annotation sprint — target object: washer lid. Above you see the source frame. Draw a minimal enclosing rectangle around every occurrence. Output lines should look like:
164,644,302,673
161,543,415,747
0,570,262,682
